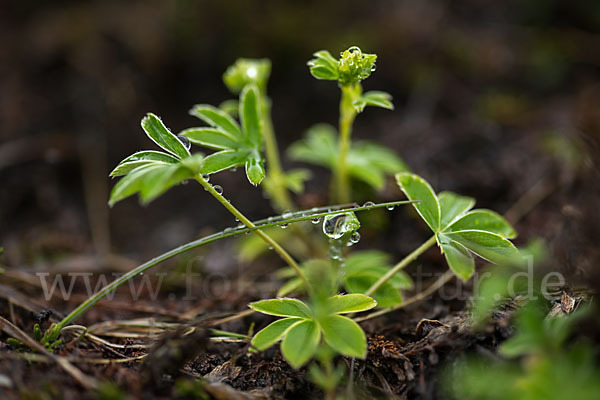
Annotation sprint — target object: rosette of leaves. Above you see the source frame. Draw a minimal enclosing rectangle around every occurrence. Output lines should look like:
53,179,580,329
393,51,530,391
109,113,204,206
249,294,376,368
307,46,393,112
179,84,265,185
288,124,408,190
278,252,413,308
396,173,518,280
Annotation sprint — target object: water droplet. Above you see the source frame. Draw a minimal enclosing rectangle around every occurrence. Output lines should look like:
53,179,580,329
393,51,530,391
267,216,274,223
202,174,210,181
370,64,377,72
224,227,232,233
282,210,293,219
177,135,191,150
214,185,223,195
322,212,360,240
268,246,273,250
280,223,289,229
350,232,361,244
235,218,239,222
363,201,375,207
311,217,321,224
231,167,238,172
386,204,395,211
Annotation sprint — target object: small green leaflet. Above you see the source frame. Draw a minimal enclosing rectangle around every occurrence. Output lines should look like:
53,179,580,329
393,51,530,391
396,172,518,281
182,84,265,185
353,91,394,113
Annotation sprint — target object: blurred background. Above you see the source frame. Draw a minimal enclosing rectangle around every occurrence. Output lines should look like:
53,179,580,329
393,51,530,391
1,0,599,284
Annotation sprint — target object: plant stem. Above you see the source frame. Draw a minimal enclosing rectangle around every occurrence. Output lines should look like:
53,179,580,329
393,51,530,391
53,200,415,334
334,84,359,203
195,175,308,286
260,94,295,212
365,235,437,296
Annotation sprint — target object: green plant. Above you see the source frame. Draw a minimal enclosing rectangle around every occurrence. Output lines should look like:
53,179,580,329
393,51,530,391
249,294,376,368
445,301,600,400
303,46,400,202
41,47,521,381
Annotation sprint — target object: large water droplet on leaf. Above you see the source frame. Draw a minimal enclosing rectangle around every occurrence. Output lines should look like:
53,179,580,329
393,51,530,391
177,135,191,150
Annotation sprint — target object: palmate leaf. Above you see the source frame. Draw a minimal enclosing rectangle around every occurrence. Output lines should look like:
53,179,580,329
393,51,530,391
183,84,265,185
396,173,518,281
288,124,408,190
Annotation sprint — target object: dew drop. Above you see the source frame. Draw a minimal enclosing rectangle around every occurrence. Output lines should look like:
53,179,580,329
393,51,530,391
282,210,293,219
350,232,361,244
386,204,396,211
311,217,321,224
177,135,191,150
363,201,375,207
214,185,223,195
280,223,289,229
202,174,210,181
322,212,360,240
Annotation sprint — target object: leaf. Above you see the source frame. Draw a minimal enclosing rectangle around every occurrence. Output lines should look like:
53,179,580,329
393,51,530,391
281,319,320,368
141,113,190,159
189,105,243,139
353,91,394,113
448,210,516,239
396,173,440,232
326,294,377,314
249,298,312,318
444,230,519,264
179,128,239,151
245,152,265,186
109,164,165,207
307,50,339,81
438,234,475,281
110,151,180,177
320,315,367,358
239,85,262,147
344,274,404,308
200,150,248,175
218,99,239,117
287,124,338,167
438,191,476,229
251,317,303,351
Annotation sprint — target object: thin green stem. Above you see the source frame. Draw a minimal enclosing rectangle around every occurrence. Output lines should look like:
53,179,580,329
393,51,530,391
334,84,359,203
53,200,417,335
195,175,307,286
260,94,295,212
365,235,437,296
